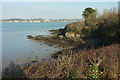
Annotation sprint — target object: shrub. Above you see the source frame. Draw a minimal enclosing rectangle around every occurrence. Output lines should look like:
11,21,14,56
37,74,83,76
97,8,119,45
21,44,119,78
38,65,45,71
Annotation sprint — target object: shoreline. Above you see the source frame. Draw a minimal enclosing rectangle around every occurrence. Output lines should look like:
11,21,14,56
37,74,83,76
27,28,101,58
2,20,119,79
0,22,73,23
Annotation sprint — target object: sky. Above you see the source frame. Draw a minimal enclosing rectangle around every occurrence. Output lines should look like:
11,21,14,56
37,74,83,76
1,0,120,2
1,2,118,19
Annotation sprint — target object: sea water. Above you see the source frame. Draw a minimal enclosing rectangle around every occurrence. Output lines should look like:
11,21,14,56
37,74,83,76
1,22,69,67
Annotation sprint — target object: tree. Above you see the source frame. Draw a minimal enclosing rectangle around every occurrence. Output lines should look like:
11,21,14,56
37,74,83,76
82,7,96,19
82,8,97,27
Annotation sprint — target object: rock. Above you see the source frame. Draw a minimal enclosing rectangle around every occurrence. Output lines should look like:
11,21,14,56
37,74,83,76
7,66,14,71
65,23,74,29
28,57,31,58
75,34,80,37
27,35,34,39
35,56,38,58
55,46,57,48
65,32,76,38
49,44,53,46
31,60,38,63
62,41,65,42
42,59,45,60
58,35,63,39
36,35,42,38
27,35,43,40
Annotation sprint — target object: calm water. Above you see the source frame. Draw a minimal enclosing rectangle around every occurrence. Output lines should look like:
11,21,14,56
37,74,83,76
2,22,68,68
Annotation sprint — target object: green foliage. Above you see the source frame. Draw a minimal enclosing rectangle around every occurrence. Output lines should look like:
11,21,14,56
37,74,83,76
85,11,97,27
38,65,45,71
82,8,119,45
89,65,95,72
81,27,92,37
87,65,102,79
82,7,96,19
81,26,99,38
69,70,80,79
82,7,97,27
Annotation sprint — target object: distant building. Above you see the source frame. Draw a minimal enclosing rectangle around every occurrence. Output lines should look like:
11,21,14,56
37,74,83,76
1,18,83,23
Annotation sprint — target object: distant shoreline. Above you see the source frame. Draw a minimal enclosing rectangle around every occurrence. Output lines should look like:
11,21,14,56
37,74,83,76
0,18,83,23
0,22,73,23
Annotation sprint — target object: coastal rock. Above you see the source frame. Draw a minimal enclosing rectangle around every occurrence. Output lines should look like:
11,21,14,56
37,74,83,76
42,59,45,60
31,60,38,63
75,34,80,38
65,23,74,29
27,35,34,39
65,32,76,38
36,35,43,38
58,35,63,39
27,35,43,40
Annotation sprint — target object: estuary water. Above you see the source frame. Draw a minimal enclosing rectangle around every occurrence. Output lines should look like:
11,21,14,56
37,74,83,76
1,22,68,68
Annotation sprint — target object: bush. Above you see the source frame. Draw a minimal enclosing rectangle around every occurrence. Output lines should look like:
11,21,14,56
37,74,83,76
96,8,119,45
22,44,120,78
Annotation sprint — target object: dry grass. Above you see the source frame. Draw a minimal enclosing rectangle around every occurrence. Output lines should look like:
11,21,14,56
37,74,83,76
22,44,120,79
